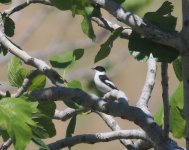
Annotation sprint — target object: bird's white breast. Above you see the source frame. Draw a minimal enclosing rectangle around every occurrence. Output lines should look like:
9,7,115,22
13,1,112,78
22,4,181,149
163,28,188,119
94,71,113,93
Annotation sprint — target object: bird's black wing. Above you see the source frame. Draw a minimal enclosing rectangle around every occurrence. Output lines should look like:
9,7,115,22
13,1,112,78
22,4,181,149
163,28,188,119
99,75,118,90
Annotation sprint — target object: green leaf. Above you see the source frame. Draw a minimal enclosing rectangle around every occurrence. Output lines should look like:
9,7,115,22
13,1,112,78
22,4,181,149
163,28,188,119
95,27,124,63
66,115,77,150
50,0,73,10
8,56,31,87
50,0,96,41
169,82,185,138
128,31,179,62
67,80,82,89
154,82,186,138
172,56,182,81
154,106,163,127
49,55,73,69
156,1,174,16
0,98,36,150
37,101,56,119
73,48,84,60
32,136,50,150
144,3,176,32
66,114,77,137
128,1,179,62
0,0,11,4
28,74,46,91
122,0,152,13
49,49,84,69
32,101,56,139
81,7,96,41
8,56,46,90
3,16,15,37
0,44,8,56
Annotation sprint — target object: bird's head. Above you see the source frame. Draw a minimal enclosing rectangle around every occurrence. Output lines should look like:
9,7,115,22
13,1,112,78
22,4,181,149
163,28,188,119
92,66,106,73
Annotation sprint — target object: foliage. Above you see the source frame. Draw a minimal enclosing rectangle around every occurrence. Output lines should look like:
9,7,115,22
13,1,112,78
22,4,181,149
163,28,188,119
50,0,98,41
0,0,11,4
0,14,15,55
128,1,179,62
8,56,46,91
0,97,56,150
0,0,186,149
95,27,124,63
122,0,152,13
49,48,84,69
173,56,182,81
155,82,186,138
3,16,15,37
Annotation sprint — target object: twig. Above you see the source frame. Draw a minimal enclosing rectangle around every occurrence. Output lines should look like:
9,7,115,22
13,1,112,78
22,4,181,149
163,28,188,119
3,0,52,16
0,139,12,150
11,70,41,98
136,54,157,115
54,108,86,121
48,130,146,150
91,17,132,39
96,112,137,150
161,63,170,139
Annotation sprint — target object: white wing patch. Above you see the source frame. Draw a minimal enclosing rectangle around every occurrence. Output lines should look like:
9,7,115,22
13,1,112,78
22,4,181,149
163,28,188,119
105,80,116,87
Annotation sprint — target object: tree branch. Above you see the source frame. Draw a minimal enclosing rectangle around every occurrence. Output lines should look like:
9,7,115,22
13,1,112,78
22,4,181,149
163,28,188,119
91,17,132,39
96,111,137,149
30,88,181,149
48,130,146,150
161,63,170,139
0,31,64,86
0,139,12,150
3,0,52,16
3,0,183,52
11,70,41,98
54,108,86,121
90,0,183,52
182,54,189,149
136,54,156,115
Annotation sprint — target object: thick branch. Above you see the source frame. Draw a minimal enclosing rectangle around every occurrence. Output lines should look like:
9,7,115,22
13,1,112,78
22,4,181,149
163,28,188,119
136,54,156,115
48,130,146,150
30,88,178,149
90,0,183,52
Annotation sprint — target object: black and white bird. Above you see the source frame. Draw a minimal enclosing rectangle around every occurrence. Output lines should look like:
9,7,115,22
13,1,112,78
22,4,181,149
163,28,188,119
92,66,118,94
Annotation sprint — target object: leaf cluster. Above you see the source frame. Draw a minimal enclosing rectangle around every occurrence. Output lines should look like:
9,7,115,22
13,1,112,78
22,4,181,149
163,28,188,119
50,0,100,41
128,1,179,63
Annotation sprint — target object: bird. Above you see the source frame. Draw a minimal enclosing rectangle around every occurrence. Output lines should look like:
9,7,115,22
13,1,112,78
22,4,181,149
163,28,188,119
92,66,118,94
